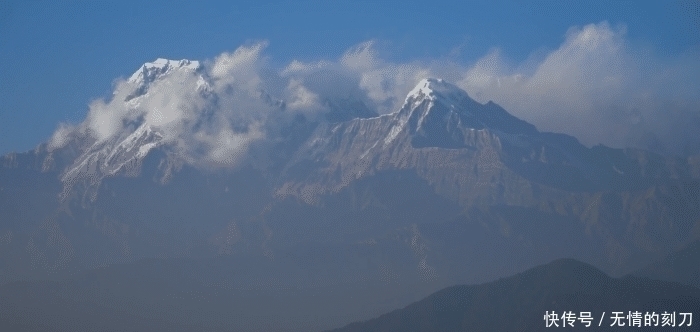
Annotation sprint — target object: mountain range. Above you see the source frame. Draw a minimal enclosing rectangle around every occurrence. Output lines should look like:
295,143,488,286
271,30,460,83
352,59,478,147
1,58,699,331
331,258,700,332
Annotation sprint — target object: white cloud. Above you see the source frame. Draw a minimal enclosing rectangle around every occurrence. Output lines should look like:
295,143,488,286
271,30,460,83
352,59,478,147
209,41,268,97
281,59,332,76
48,122,77,150
285,79,322,112
455,22,700,154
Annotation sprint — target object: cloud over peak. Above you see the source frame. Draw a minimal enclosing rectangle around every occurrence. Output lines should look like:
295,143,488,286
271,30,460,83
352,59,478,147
50,22,700,167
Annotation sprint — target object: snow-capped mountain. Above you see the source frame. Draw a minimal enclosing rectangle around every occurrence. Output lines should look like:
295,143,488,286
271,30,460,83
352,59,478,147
128,58,202,84
50,58,382,202
400,78,538,138
277,78,697,205
1,61,700,319
126,58,207,99
52,59,210,200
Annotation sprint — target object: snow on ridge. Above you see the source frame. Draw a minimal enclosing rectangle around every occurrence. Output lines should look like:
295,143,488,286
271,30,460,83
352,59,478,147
128,58,201,84
403,78,471,109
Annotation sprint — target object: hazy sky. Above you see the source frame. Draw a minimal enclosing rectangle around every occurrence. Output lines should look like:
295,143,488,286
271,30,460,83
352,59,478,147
1,0,699,155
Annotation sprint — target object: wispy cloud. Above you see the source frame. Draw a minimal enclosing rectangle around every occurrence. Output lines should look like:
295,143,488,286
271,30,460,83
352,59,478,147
455,22,700,154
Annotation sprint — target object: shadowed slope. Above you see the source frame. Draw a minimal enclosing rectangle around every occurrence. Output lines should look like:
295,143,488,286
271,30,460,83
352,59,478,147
331,259,700,332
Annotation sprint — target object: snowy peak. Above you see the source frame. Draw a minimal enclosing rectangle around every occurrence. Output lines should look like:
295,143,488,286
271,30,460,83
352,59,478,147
403,78,473,108
397,78,538,143
128,58,201,84
124,58,209,103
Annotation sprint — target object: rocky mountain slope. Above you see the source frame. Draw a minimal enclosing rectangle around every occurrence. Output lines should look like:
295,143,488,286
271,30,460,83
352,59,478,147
1,60,699,330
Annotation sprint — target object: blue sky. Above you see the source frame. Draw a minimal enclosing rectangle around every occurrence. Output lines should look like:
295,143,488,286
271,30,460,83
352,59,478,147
1,0,699,155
